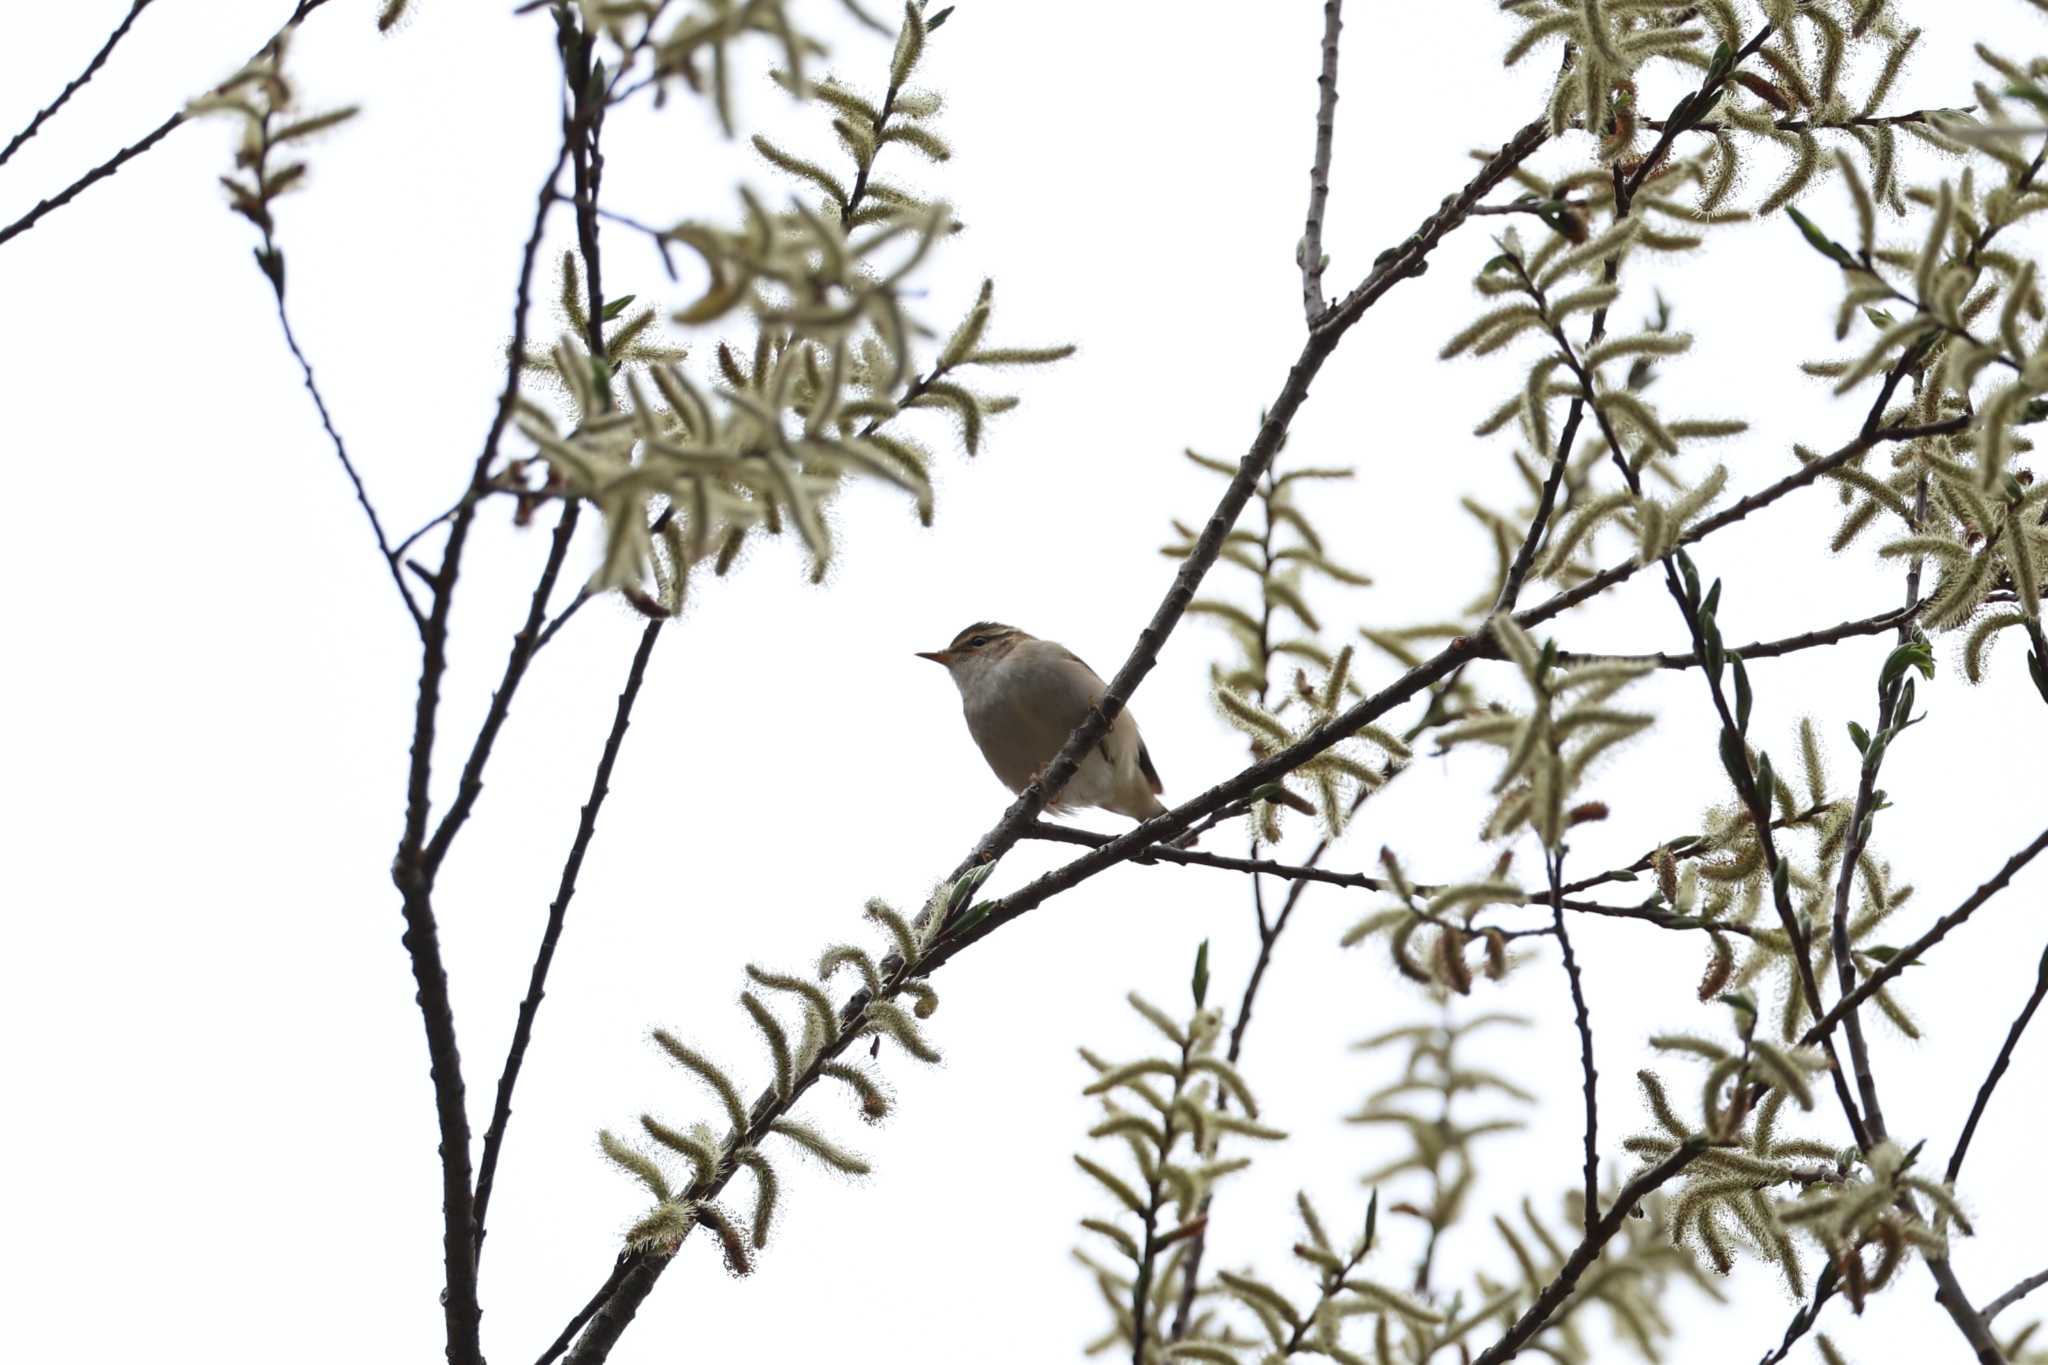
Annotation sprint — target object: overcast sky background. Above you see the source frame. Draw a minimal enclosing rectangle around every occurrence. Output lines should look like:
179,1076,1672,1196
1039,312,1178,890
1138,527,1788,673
4,3,2047,1363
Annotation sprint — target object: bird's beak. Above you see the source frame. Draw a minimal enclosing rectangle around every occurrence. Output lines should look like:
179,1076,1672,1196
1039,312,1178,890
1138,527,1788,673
915,649,954,664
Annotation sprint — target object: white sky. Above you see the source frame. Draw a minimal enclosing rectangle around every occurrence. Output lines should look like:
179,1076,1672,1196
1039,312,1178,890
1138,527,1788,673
4,3,2047,1363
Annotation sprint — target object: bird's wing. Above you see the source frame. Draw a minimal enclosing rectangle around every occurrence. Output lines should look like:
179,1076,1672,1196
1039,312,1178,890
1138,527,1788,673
1136,737,1163,795
1052,644,1163,794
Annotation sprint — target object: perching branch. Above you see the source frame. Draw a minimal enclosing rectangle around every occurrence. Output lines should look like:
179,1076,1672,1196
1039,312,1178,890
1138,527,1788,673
942,114,1551,889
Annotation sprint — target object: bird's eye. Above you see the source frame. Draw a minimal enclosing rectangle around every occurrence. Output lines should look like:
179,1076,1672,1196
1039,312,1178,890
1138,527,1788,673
969,635,990,648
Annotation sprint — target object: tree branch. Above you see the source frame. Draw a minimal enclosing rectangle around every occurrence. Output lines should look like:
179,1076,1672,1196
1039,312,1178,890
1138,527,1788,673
1944,928,2048,1186
1552,606,1917,670
1801,824,2048,1049
1984,1265,2048,1325
1470,1142,1706,1365
473,618,666,1259
0,0,156,168
267,269,427,632
1299,0,1344,321
1548,848,1599,1234
382,69,578,1365
1756,1262,1838,1365
0,0,338,249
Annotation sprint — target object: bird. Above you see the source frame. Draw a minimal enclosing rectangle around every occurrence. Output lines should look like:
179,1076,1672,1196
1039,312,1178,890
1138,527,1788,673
916,621,1176,826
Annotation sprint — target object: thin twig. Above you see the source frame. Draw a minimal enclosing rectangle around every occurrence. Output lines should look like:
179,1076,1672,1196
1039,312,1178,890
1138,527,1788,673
1802,824,2048,1048
1552,606,1917,669
1548,848,1599,1235
1299,0,1344,321
1944,929,2048,1186
1470,1142,1706,1365
536,1258,635,1365
1984,1266,2048,1325
269,277,427,632
423,502,583,872
474,619,666,1258
1018,821,1650,933
0,0,337,248
1757,1262,1838,1365
0,0,155,168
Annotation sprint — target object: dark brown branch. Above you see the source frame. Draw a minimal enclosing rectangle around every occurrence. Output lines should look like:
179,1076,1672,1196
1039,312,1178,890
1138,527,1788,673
1470,1142,1706,1365
1552,606,1916,669
423,502,583,874
1645,107,1967,135
0,0,337,249
267,269,427,633
1802,824,2048,1049
1018,821,1635,934
1826,677,1907,1141
1944,928,2048,1186
474,619,666,1258
1126,1037,1195,1365
1300,0,1344,320
0,0,155,168
1615,24,1776,200
1494,392,1586,613
384,101,575,1365
1548,849,1599,1235
536,1257,634,1365
1757,1263,1838,1365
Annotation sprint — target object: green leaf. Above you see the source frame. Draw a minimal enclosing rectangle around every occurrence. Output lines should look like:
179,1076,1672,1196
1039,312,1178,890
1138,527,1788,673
1848,721,1870,754
1786,207,1858,270
1731,654,1752,736
1192,939,1211,1010
601,294,637,321
926,4,955,30
1879,639,1935,693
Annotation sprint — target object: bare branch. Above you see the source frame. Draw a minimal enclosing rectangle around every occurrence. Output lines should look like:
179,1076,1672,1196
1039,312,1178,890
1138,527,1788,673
1802,824,2048,1049
0,0,339,249
474,619,666,1258
1299,0,1344,321
1945,929,2048,1186
0,0,156,168
1552,606,1917,669
1984,1265,2048,1325
1470,1142,1706,1365
1548,848,1599,1234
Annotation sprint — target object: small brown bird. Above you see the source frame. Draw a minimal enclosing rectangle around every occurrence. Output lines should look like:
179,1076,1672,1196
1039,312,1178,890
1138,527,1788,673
917,621,1171,823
